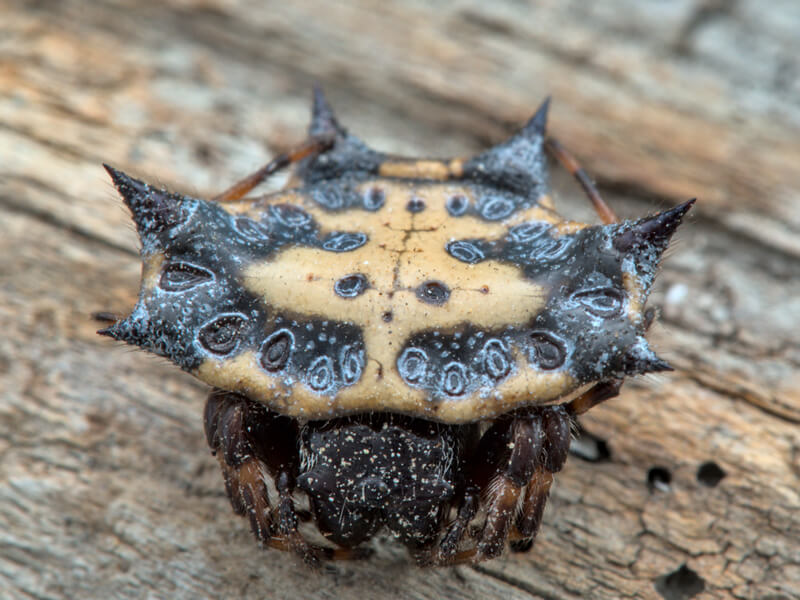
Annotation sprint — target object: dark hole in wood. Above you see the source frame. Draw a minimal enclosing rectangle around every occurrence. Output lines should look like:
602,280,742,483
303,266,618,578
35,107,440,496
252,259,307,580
696,461,726,487
647,466,672,492
570,425,611,463
654,564,705,600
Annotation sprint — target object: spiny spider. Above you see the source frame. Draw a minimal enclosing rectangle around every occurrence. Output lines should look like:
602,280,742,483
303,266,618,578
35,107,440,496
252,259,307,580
100,88,692,566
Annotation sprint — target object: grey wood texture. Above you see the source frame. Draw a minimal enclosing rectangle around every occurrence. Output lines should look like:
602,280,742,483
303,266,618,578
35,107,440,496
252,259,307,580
1,2,799,599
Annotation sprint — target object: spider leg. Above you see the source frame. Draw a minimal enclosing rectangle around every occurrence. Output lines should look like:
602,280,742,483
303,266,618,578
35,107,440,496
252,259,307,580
429,379,623,565
212,133,334,203
427,415,544,565
566,379,623,417
511,381,623,552
203,390,362,567
474,416,547,561
204,391,275,540
424,420,511,565
510,406,570,551
429,484,479,564
447,408,568,564
509,467,553,553
545,136,619,224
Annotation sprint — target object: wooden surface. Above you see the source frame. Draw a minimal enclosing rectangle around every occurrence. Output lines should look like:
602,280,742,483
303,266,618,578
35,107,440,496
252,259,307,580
2,1,799,599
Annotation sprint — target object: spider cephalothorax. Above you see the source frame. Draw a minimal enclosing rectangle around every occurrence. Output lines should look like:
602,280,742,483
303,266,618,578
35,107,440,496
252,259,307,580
101,88,692,566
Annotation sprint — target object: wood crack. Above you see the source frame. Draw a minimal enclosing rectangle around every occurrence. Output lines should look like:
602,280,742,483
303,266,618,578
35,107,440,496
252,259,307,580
0,181,138,257
470,565,566,600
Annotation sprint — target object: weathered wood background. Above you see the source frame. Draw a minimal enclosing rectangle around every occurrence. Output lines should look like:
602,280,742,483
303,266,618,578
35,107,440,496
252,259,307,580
2,1,799,599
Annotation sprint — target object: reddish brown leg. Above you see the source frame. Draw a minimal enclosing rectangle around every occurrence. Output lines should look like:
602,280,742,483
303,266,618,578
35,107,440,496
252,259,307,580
204,390,362,567
545,136,619,224
474,416,547,561
510,381,622,552
429,485,479,564
566,379,623,417
428,380,623,565
425,422,510,565
509,468,553,553
509,406,571,552
428,414,546,565
212,134,334,203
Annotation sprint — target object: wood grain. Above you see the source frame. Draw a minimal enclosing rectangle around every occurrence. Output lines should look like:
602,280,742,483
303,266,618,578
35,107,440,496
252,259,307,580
1,2,798,599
